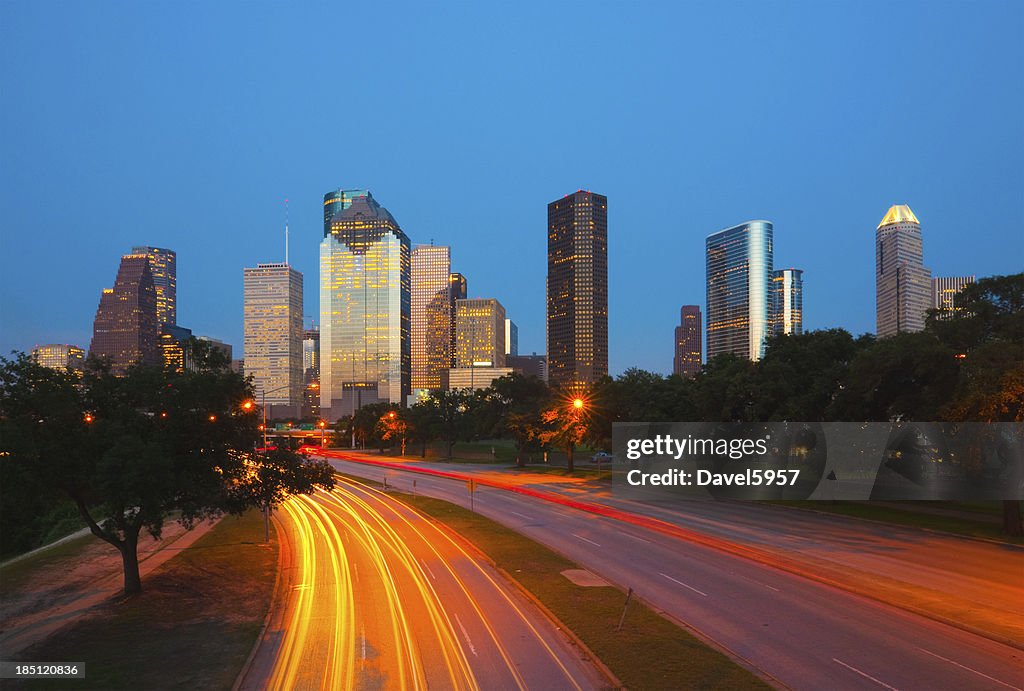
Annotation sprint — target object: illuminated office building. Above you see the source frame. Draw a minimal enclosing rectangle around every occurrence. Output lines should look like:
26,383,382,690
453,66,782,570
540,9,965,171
411,245,452,391
448,273,467,366
131,246,176,326
32,344,85,372
90,253,161,374
320,190,410,419
455,298,506,369
706,221,773,362
160,324,193,372
771,269,804,337
673,305,702,377
546,190,608,388
932,275,975,319
244,263,303,416
303,326,320,419
505,319,518,356
876,204,931,337
444,366,514,392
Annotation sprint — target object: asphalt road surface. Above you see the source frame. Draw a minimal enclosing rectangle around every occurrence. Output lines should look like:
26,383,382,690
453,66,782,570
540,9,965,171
327,457,1024,691
240,477,606,691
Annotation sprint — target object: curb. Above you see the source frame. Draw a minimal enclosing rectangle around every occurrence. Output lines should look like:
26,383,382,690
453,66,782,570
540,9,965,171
233,513,286,691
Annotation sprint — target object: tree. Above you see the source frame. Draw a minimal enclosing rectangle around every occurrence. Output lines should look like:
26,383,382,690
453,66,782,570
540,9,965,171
0,344,335,596
377,408,409,455
482,373,552,467
430,389,474,459
405,401,439,457
542,390,593,473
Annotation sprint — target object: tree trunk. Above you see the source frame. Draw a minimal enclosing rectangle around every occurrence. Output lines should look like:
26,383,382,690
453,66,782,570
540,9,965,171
1003,500,1023,537
421,441,427,458
447,440,455,459
120,532,142,596
566,444,574,473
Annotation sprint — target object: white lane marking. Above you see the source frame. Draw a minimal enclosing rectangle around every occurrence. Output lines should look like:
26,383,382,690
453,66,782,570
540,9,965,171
421,559,437,580
572,533,601,547
361,626,367,663
353,562,359,582
832,658,899,690
510,510,533,520
764,584,780,592
915,647,1023,690
658,572,708,597
454,613,477,656
623,532,651,544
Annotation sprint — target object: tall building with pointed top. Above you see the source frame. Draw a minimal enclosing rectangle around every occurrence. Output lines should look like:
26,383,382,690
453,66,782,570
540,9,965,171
130,246,176,326
876,204,931,337
90,253,161,374
244,263,304,416
673,305,702,377
411,245,452,391
546,190,608,388
706,221,774,362
320,190,410,419
771,269,804,337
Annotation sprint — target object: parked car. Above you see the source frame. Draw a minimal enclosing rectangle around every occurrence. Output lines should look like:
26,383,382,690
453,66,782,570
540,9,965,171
591,451,614,463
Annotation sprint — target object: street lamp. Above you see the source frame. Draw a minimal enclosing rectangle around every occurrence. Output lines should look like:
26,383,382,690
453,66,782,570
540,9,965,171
318,420,327,448
254,383,293,544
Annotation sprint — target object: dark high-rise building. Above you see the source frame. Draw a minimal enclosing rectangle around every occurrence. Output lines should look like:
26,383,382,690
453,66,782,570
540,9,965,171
706,221,774,362
771,269,804,337
160,324,193,372
507,353,548,381
90,253,161,375
320,190,410,419
448,272,467,367
131,246,176,326
546,190,608,388
673,305,702,377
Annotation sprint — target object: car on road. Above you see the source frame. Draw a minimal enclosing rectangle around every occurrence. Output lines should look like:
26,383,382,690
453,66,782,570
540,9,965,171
591,451,614,463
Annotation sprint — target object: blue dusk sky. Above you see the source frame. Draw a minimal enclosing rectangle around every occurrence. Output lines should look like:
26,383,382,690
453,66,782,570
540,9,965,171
1,1,1021,375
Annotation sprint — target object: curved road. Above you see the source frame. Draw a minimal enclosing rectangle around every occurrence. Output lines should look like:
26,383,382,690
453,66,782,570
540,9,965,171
327,457,1024,691
240,477,606,691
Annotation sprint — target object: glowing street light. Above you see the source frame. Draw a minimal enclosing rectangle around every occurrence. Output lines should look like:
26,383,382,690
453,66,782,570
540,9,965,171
573,398,584,410
84,413,94,424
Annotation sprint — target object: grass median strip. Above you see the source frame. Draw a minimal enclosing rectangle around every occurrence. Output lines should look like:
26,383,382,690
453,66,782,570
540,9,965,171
10,510,277,690
389,489,771,690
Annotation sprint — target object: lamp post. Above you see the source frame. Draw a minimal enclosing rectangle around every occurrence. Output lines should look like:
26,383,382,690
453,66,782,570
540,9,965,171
319,420,327,449
255,383,292,543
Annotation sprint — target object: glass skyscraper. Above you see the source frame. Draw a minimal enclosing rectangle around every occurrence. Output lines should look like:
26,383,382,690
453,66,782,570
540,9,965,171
448,273,467,367
320,190,410,419
673,305,702,377
771,268,804,337
706,221,774,362
411,245,452,391
546,190,608,388
876,205,931,337
90,253,161,374
243,263,304,413
131,246,176,326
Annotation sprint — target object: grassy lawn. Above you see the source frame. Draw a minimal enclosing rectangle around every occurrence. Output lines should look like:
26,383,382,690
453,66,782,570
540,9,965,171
511,465,612,481
392,490,770,690
0,533,95,598
770,500,1020,543
10,510,277,690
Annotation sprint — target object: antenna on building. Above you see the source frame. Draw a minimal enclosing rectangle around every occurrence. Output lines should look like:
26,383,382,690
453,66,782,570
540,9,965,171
284,198,290,265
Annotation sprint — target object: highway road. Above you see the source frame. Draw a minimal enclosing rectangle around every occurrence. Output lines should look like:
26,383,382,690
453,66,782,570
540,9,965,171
327,457,1024,691
240,477,606,691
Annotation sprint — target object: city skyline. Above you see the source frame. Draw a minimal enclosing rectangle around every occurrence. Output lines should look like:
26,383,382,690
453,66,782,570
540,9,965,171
2,3,1021,375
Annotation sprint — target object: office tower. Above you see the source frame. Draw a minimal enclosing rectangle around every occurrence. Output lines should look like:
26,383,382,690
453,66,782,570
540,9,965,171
455,298,506,368
323,189,363,236
444,366,515,391
411,245,453,391
876,204,931,337
706,221,774,362
546,190,608,388
507,353,547,381
932,276,975,319
673,305,702,377
160,324,193,372
244,263,303,416
90,253,161,375
31,344,85,372
448,272,467,366
196,336,233,362
771,269,804,337
302,326,320,419
131,246,177,326
320,190,410,419
505,319,518,356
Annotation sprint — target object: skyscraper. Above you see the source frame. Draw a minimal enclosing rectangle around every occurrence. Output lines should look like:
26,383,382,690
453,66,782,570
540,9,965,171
244,263,303,415
448,272,467,366
505,319,518,356
876,204,931,337
706,221,774,362
160,324,193,372
455,298,506,368
771,269,804,337
131,246,176,326
32,344,85,372
90,253,161,374
932,275,975,319
302,326,320,419
411,245,452,391
320,190,410,419
673,305,702,377
546,190,608,388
